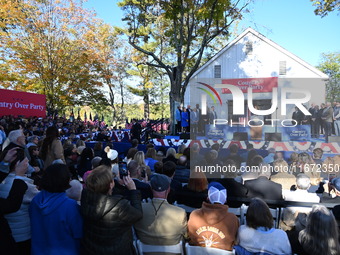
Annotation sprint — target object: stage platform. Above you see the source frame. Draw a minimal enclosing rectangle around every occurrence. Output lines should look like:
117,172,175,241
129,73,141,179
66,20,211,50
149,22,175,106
159,134,340,154
85,138,340,161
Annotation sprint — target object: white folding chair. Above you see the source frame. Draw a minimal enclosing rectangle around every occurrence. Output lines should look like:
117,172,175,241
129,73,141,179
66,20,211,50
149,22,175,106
228,206,245,225
136,239,184,255
185,243,235,255
270,207,280,228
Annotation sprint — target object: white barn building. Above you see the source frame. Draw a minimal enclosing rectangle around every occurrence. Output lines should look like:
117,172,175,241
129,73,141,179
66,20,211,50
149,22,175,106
186,27,328,127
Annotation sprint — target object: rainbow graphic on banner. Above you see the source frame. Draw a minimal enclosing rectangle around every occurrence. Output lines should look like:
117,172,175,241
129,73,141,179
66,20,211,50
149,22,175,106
196,82,223,106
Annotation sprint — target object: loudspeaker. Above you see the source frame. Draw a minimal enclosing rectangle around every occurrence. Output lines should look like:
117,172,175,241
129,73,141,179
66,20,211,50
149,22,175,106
265,132,282,141
233,132,248,141
328,136,340,143
180,133,190,139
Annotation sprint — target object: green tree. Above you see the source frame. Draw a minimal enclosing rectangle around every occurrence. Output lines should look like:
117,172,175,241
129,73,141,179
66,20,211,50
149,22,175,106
117,0,250,130
311,0,340,17
127,46,170,120
318,52,340,102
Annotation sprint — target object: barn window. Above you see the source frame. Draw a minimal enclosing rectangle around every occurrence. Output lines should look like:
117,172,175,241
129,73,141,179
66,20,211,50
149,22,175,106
279,61,287,75
214,65,221,78
245,41,253,55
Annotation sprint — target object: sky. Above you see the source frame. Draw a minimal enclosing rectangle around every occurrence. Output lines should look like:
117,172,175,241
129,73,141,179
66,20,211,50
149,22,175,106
83,0,339,67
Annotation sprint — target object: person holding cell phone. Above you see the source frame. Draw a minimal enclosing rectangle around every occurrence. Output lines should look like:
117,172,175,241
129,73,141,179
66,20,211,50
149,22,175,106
127,160,152,201
81,165,142,255
0,146,39,255
0,148,30,255
0,129,40,177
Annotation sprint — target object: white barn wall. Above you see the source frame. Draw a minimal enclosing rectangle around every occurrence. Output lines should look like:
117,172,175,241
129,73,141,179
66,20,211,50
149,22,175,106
185,28,328,119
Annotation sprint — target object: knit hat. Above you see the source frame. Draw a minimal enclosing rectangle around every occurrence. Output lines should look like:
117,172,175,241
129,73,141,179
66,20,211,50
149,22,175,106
107,149,118,161
150,174,171,192
208,182,227,205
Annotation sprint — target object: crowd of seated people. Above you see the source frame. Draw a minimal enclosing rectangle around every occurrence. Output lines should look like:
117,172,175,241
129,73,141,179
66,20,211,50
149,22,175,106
0,116,340,254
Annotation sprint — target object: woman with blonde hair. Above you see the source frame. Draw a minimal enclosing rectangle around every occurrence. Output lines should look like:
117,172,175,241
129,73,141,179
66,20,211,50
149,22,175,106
81,165,142,254
162,147,177,164
133,151,151,178
144,148,159,172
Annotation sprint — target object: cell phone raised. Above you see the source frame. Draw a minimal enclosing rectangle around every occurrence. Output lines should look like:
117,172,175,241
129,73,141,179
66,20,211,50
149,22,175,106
119,162,128,177
16,148,25,161
141,168,146,178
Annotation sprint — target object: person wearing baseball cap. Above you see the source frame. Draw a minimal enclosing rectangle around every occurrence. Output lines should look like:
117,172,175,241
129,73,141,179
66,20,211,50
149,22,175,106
187,182,239,251
134,174,187,246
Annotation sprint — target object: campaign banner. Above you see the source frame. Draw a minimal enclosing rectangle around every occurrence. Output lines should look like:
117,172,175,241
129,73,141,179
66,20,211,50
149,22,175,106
0,89,46,117
221,77,278,93
205,124,226,139
280,125,311,141
206,125,250,140
207,124,311,142
255,125,311,141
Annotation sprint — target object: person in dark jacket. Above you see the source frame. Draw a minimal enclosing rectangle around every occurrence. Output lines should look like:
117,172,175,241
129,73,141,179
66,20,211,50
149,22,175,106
244,165,283,201
292,106,303,125
130,119,142,143
77,147,94,178
80,165,142,255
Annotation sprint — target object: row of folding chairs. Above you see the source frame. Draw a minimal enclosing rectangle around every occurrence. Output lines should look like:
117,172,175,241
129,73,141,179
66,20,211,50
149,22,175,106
136,240,235,255
173,202,280,228
136,240,302,255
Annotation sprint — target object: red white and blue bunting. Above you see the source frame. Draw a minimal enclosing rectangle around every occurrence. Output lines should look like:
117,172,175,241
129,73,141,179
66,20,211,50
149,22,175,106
151,139,340,154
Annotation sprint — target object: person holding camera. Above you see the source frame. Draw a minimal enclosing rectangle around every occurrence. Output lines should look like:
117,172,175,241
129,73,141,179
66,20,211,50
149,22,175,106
0,148,30,255
81,165,142,255
128,160,152,201
0,129,39,177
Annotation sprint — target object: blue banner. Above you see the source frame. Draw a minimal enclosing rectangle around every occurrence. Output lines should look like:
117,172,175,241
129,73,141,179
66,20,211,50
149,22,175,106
205,124,311,141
